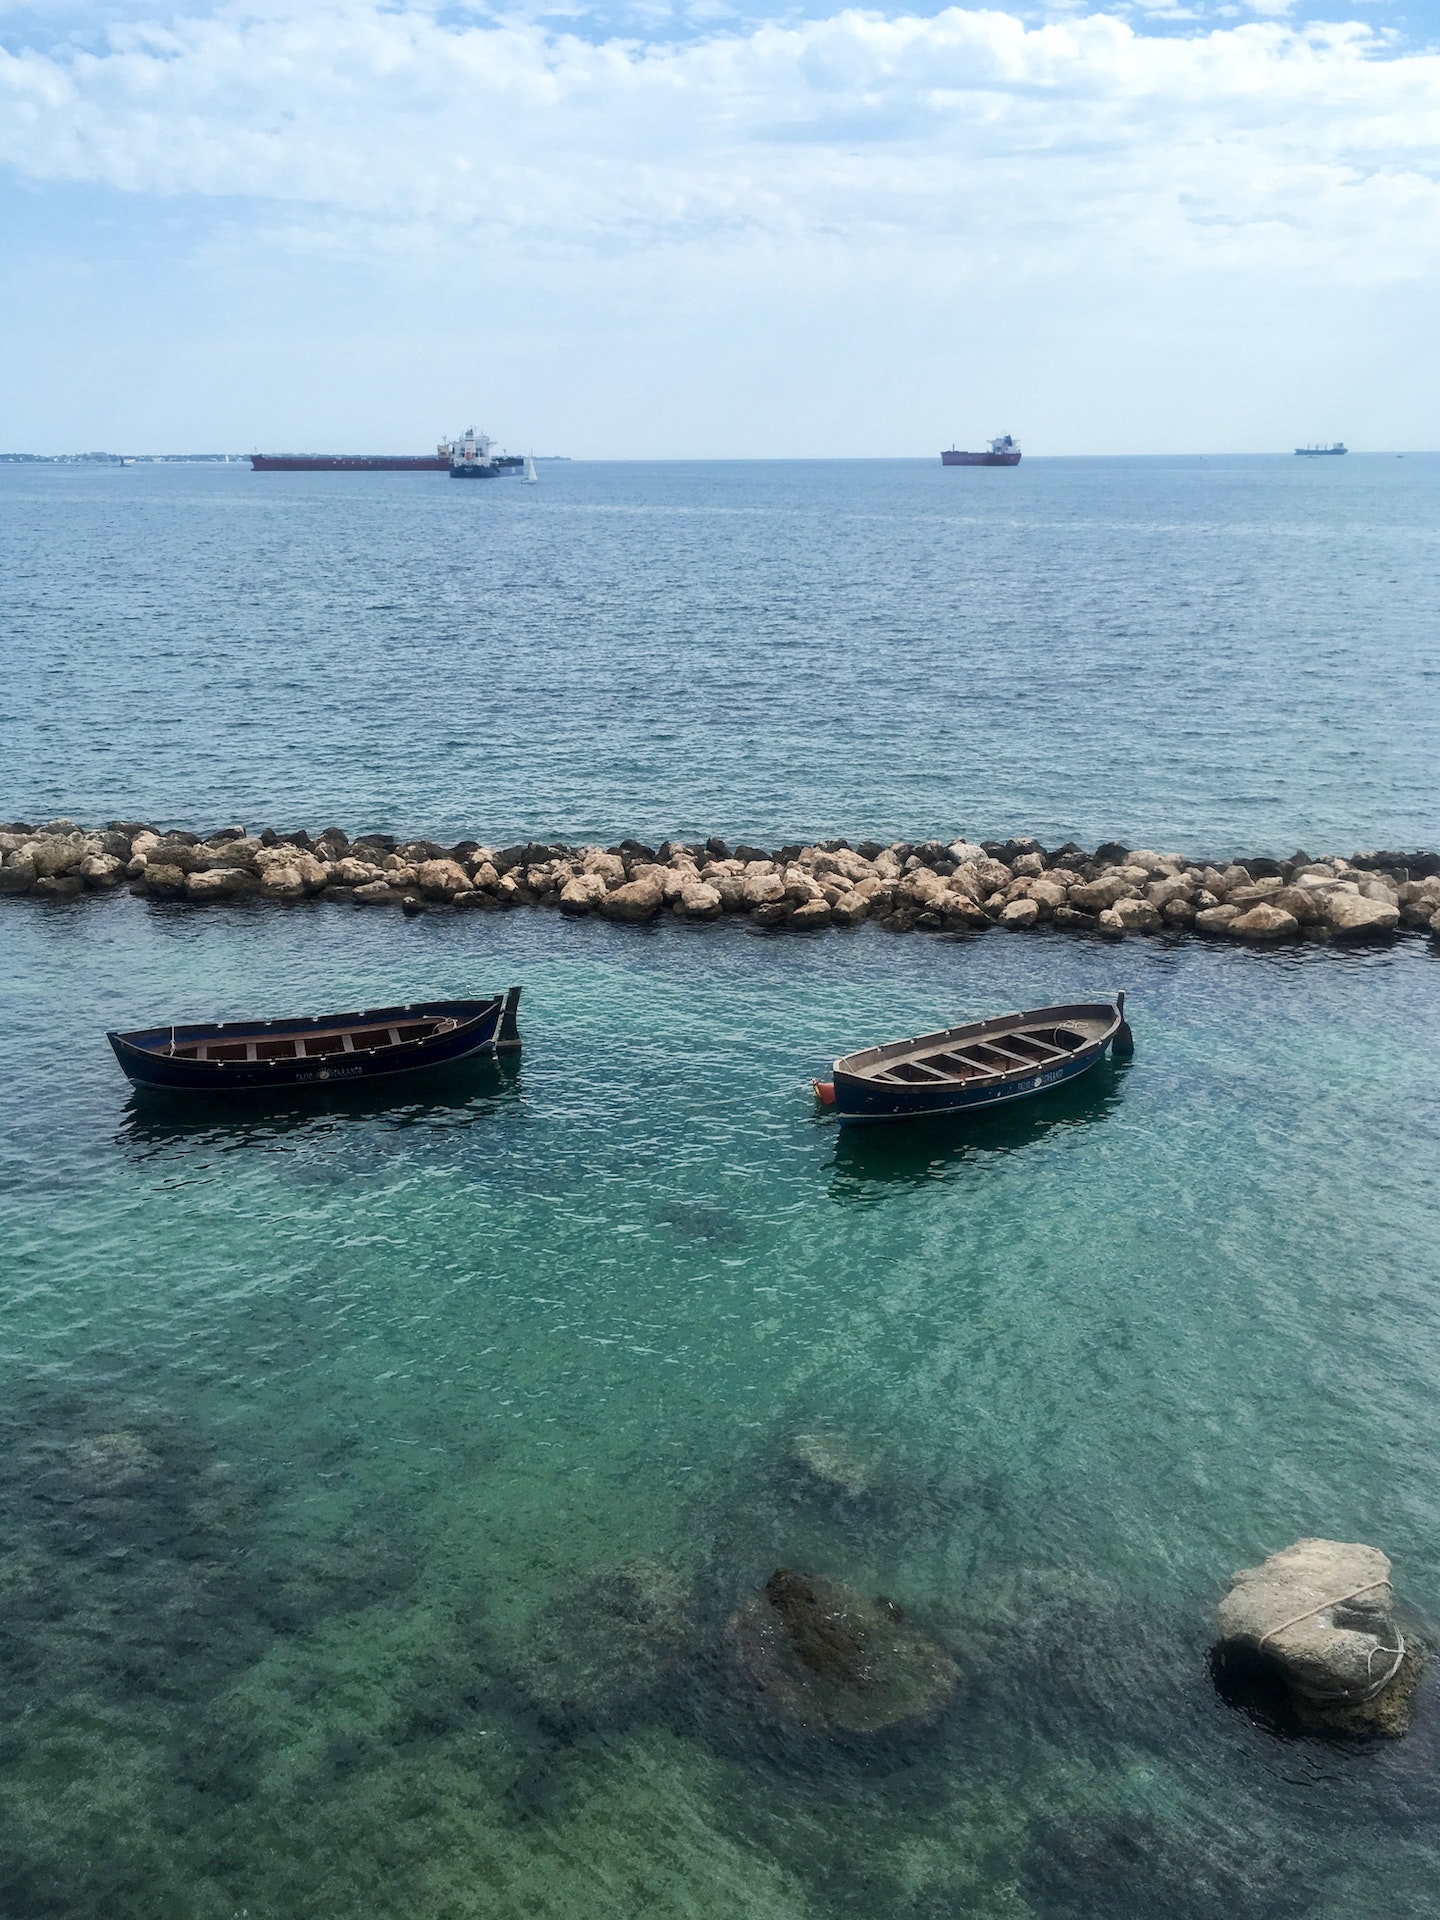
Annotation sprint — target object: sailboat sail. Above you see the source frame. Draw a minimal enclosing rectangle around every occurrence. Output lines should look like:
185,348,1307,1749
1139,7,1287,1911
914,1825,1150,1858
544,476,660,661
523,455,538,484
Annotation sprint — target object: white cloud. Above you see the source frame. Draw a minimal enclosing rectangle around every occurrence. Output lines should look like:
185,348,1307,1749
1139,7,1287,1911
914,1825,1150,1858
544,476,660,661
0,1,1437,283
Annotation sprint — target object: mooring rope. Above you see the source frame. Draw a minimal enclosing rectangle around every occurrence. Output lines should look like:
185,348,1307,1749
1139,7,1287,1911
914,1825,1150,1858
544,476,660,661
1256,1577,1404,1696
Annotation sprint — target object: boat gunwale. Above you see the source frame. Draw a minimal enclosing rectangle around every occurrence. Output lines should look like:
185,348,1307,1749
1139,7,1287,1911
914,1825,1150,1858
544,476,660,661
109,995,502,1055
833,1000,1120,1085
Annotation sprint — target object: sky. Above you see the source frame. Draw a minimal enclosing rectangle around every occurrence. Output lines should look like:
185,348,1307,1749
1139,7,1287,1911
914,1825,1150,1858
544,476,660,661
1,0,1438,453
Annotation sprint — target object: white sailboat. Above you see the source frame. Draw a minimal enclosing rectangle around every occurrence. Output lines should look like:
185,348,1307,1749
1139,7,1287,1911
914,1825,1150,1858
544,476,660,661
523,454,538,484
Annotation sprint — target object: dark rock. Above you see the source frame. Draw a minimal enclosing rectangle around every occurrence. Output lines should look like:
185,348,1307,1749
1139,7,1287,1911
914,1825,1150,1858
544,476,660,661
448,840,479,861
399,839,446,862
855,840,886,860
1001,837,1040,864
1050,841,1089,866
773,845,803,865
917,839,951,865
750,901,795,928
350,832,397,856
34,875,84,900
315,827,350,856
259,828,279,847
1246,856,1285,879
723,1568,957,1737
733,844,769,864
705,836,730,858
494,845,528,873
821,838,851,853
1093,840,1129,866
401,896,425,916
206,825,247,845
618,839,658,863
1351,849,1440,878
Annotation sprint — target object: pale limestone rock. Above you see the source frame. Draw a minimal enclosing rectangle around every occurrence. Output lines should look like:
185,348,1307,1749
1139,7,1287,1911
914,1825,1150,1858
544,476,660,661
790,897,831,930
30,833,88,879
599,875,664,922
1195,904,1241,935
679,880,723,919
1327,893,1399,937
1096,908,1126,937
1000,897,1039,929
662,865,700,904
79,854,124,888
185,867,254,902
259,863,305,900
1227,903,1299,941
743,870,786,908
352,880,401,905
1012,851,1045,878
1163,897,1196,926
469,860,501,891
1217,1538,1403,1706
0,857,37,893
1029,877,1069,916
1227,879,1286,907
1112,896,1162,932
415,857,472,900
830,892,870,926
1145,874,1194,909
130,831,160,859
1069,872,1133,913
559,874,608,916
454,889,500,912
1270,885,1323,924
944,897,992,931
334,856,381,886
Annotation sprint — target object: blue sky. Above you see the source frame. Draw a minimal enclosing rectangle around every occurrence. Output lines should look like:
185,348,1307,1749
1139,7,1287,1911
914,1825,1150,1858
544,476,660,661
2,0,1438,453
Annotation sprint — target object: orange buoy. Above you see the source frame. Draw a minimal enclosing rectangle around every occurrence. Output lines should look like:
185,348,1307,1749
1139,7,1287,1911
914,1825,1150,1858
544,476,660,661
813,1080,836,1106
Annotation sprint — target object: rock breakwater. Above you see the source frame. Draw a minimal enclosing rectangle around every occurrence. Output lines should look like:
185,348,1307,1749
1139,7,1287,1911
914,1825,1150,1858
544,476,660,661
4,820,1440,944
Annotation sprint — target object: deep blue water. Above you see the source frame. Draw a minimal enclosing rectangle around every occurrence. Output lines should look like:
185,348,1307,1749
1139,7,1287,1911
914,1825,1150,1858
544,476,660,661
3,454,1438,854
3,458,1440,1920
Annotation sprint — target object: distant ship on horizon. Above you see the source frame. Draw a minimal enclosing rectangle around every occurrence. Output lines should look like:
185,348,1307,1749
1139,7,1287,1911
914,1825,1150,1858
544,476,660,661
942,435,1021,467
250,427,524,474
1295,442,1347,457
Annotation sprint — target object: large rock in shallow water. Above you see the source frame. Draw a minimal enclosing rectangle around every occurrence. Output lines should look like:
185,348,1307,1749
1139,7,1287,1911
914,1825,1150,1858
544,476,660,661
598,875,664,922
1216,1538,1407,1717
724,1568,957,1736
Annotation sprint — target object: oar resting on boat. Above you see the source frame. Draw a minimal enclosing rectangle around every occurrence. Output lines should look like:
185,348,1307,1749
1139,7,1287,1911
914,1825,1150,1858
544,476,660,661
107,988,520,1095
813,994,1131,1125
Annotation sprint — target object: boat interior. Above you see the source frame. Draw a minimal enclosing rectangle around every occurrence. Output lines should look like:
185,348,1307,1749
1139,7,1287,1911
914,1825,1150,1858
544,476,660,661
849,1017,1110,1087
156,1014,460,1065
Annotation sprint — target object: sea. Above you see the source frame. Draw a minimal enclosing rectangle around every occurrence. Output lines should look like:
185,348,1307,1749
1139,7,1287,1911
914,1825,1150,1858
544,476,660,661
2,456,1439,1920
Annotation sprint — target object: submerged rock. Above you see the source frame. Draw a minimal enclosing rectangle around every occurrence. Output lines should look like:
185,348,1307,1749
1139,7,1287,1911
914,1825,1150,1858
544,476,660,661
516,1558,693,1731
723,1568,957,1736
66,1430,162,1493
786,1432,879,1503
1216,1538,1412,1731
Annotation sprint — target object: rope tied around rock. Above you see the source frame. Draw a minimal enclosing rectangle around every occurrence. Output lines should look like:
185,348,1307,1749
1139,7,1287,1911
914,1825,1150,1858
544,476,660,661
1257,1577,1405,1697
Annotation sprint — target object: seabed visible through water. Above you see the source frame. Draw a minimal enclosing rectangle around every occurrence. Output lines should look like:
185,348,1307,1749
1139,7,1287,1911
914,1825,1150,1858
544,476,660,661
2,892,1439,1918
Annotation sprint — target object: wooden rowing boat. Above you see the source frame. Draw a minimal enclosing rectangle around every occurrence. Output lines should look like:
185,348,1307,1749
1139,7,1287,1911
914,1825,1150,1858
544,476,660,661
814,995,1131,1126
107,988,521,1094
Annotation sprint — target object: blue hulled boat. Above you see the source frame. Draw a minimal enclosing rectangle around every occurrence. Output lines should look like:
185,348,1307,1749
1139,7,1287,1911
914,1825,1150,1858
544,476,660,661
107,989,520,1095
814,996,1131,1126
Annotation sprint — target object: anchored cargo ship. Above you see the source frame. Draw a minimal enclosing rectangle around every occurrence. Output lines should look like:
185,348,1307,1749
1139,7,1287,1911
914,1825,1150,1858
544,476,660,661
448,427,523,479
250,443,451,472
1295,442,1347,457
942,435,1021,467
250,427,524,475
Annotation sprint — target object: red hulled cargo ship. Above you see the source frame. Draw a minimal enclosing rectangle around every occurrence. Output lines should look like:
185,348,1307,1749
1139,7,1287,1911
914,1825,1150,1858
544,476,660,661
941,435,1021,467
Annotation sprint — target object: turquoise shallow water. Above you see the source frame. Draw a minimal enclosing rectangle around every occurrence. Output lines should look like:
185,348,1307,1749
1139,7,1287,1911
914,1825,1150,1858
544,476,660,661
4,453,1439,852
3,891,1440,1916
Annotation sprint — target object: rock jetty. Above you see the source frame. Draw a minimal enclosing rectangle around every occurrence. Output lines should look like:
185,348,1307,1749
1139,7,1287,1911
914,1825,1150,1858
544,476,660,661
4,820,1440,944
